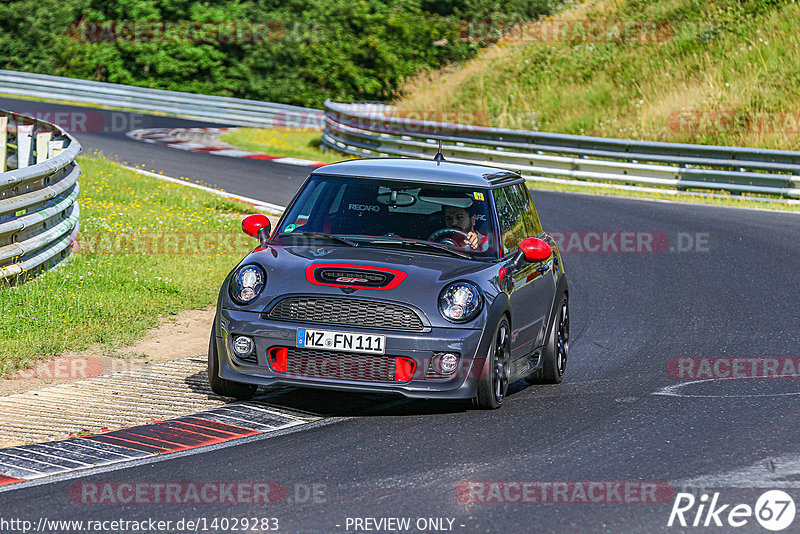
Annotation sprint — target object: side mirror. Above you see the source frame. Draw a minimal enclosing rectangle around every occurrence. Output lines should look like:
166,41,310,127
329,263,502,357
242,214,271,248
519,237,552,263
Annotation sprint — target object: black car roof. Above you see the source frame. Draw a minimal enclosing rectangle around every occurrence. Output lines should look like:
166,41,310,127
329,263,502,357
310,158,523,188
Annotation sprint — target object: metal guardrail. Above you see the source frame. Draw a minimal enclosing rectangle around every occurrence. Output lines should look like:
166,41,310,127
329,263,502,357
0,109,81,283
323,101,800,200
0,70,322,129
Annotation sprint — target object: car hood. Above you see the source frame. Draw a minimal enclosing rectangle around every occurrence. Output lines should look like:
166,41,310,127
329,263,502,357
223,242,502,327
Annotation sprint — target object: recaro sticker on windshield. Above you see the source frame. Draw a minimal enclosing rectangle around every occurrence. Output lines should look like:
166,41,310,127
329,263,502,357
284,224,297,233
349,204,380,212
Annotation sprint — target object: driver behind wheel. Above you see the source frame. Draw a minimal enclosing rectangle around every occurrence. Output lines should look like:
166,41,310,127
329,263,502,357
443,205,489,251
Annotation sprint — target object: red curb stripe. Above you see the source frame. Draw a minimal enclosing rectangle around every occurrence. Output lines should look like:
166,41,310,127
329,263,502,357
123,427,219,449
0,474,25,486
87,434,173,454
191,146,226,153
0,413,269,485
309,162,328,167
81,416,261,456
178,417,261,434
142,422,234,441
244,154,279,160
164,420,257,439
102,420,260,453
114,431,195,451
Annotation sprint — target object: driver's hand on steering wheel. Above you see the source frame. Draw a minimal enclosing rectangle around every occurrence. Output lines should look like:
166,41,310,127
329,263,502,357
465,231,481,250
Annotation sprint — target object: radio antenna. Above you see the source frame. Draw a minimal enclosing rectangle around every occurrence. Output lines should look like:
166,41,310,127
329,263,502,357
434,140,445,164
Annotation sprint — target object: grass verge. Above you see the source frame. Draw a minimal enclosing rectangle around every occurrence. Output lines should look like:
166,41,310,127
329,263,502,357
0,155,256,376
220,127,356,164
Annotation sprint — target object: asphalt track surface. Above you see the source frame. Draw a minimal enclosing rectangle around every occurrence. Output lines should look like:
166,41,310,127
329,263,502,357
2,97,800,533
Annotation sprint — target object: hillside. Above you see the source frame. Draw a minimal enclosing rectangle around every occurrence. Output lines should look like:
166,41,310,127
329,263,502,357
396,0,800,150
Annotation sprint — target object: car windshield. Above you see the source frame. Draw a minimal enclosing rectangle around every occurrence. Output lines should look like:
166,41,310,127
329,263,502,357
276,175,499,259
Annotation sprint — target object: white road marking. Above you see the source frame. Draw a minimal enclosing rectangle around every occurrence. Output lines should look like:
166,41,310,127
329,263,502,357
653,377,800,398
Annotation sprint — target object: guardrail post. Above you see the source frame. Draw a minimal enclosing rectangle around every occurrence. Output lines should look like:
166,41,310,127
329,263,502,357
48,139,67,158
36,131,52,164
0,116,6,172
16,123,33,168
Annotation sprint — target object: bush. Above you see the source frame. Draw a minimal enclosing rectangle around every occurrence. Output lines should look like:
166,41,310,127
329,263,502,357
0,0,557,107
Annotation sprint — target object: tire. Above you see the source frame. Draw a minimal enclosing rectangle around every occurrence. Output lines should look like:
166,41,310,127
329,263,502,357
208,324,258,400
473,316,511,410
526,295,569,385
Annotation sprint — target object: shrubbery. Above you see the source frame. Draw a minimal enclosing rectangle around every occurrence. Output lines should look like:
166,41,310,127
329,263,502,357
0,0,556,107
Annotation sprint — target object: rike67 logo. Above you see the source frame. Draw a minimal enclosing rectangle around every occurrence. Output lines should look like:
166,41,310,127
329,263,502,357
668,490,796,531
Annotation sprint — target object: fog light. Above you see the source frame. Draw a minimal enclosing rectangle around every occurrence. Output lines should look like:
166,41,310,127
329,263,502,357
427,352,462,379
439,353,459,374
232,336,254,357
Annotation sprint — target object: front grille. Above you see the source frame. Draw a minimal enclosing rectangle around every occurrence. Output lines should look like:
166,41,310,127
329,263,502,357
285,348,395,382
267,297,425,331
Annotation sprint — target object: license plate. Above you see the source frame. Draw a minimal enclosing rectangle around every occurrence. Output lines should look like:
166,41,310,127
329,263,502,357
296,328,385,355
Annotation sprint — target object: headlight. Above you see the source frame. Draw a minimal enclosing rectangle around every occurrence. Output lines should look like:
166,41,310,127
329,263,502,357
229,264,266,305
439,281,482,323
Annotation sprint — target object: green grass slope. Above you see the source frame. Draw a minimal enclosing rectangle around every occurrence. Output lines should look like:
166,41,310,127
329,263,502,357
397,0,800,150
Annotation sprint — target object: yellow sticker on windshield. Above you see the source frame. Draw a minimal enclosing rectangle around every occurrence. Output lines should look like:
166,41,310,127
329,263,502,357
473,192,484,201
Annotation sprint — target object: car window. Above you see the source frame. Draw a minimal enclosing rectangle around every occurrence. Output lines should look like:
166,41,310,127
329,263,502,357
519,184,544,236
493,185,530,256
283,180,325,230
277,175,499,259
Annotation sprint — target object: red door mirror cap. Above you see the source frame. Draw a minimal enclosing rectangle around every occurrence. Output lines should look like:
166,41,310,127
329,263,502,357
242,214,271,238
519,237,552,263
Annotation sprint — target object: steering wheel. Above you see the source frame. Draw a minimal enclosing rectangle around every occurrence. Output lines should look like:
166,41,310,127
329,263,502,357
427,228,469,247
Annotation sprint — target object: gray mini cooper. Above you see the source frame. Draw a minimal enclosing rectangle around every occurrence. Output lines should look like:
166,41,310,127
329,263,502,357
209,158,569,409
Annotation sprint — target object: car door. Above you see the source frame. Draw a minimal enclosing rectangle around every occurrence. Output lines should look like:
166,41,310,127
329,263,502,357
520,186,557,348
494,183,555,359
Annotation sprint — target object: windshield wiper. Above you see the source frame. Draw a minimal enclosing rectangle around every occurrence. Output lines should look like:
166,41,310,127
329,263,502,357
280,232,359,247
362,237,471,259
